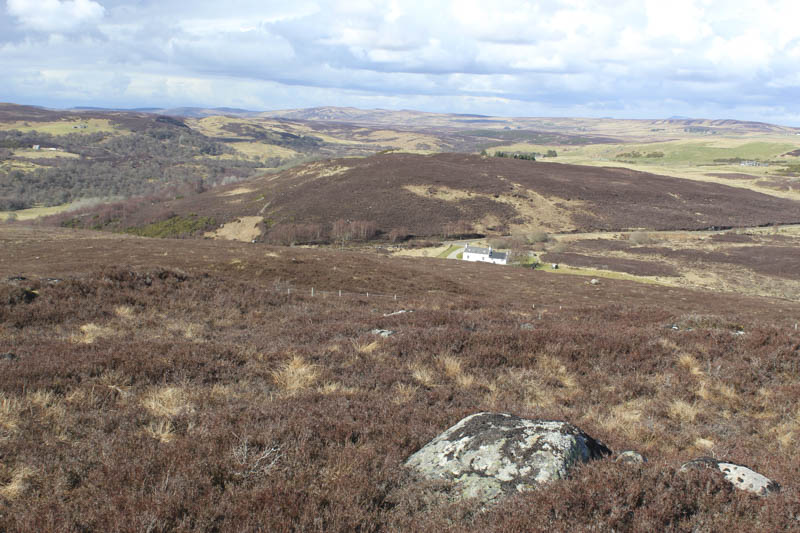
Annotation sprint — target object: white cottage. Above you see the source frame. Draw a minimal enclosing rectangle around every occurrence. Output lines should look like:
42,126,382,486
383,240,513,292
462,243,508,265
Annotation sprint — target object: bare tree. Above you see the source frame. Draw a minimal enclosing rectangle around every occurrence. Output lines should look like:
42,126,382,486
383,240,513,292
332,219,352,246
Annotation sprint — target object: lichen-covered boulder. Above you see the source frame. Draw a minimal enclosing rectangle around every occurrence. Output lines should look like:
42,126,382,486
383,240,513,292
405,412,611,502
680,457,780,496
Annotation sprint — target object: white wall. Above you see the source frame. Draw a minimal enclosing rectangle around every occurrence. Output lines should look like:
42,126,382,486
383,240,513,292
462,251,507,265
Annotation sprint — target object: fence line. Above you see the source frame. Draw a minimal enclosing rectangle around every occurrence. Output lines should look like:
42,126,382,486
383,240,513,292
270,285,400,301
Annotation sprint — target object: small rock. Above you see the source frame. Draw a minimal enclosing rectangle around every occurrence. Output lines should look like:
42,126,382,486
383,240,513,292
615,450,646,464
590,278,600,285
680,457,780,496
405,412,611,503
520,323,535,330
551,263,559,269
370,329,394,337
0,352,17,361
383,310,412,317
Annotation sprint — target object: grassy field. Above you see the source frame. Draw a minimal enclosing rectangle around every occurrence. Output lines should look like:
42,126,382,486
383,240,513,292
538,262,663,284
0,204,74,221
12,148,81,159
227,141,299,161
488,136,800,200
0,118,118,134
0,160,45,172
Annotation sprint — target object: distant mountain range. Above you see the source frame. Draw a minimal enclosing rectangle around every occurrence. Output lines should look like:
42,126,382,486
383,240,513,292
21,103,789,136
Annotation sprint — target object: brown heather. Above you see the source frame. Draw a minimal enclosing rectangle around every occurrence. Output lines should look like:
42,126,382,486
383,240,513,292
1,227,800,531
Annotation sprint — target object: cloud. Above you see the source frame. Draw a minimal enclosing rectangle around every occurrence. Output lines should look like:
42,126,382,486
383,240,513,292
7,0,105,33
1,0,800,125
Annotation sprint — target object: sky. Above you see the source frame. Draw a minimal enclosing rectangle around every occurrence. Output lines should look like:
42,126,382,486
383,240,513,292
2,0,800,125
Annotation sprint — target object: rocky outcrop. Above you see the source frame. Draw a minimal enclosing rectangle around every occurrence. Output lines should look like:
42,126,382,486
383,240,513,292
680,457,780,496
405,412,611,503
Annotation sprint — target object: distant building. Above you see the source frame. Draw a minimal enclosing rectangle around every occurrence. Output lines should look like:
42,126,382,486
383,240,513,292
462,243,508,265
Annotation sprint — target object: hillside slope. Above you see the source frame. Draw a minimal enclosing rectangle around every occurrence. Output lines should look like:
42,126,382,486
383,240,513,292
2,225,799,531
123,153,800,238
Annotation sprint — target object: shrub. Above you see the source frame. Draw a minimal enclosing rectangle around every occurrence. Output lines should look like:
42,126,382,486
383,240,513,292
527,230,550,243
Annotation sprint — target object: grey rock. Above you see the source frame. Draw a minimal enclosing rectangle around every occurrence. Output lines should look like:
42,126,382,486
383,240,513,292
680,457,780,496
405,412,611,503
0,352,17,361
370,329,394,337
590,278,600,285
520,323,535,330
615,450,646,464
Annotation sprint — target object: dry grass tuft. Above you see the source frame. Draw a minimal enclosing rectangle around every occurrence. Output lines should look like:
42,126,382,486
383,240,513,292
484,381,501,407
271,356,319,394
697,379,740,407
436,354,463,378
678,354,704,376
0,465,35,500
114,305,135,319
28,389,57,409
537,355,577,389
210,383,241,401
142,386,193,418
73,322,114,344
435,354,475,388
27,390,67,423
408,361,436,387
777,431,794,448
97,369,131,399
693,437,715,450
391,383,419,405
318,382,362,395
600,401,646,440
351,339,380,354
0,394,21,437
455,373,475,388
668,399,699,423
146,420,176,443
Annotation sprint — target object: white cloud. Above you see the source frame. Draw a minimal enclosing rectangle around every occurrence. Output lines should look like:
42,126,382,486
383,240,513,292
7,0,105,32
1,0,800,124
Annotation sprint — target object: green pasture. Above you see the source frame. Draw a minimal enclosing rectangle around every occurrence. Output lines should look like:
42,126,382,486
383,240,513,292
489,139,798,167
0,118,118,135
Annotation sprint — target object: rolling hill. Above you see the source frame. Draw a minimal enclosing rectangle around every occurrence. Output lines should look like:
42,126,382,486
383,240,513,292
79,152,800,240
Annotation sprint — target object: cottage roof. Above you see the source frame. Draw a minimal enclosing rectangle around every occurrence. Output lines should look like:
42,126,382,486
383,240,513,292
464,244,507,261
464,244,490,255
